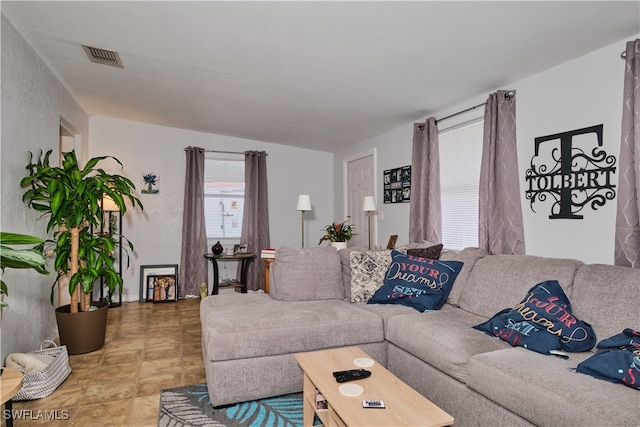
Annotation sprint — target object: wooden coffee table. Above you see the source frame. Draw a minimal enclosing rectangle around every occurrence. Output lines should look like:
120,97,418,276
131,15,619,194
295,346,454,427
1,368,24,427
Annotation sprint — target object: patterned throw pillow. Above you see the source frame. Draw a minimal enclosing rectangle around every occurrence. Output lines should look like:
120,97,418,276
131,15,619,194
407,243,444,260
349,250,392,303
474,280,596,355
367,250,464,312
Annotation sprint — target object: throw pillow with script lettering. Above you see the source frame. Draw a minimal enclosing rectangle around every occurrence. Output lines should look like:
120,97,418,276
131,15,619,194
575,328,640,390
474,280,596,355
367,250,463,312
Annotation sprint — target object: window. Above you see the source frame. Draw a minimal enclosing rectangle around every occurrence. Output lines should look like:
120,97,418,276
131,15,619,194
204,155,245,239
439,119,483,250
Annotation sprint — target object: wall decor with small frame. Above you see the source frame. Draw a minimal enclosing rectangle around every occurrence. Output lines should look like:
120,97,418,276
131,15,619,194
141,172,159,195
139,264,179,302
383,165,411,204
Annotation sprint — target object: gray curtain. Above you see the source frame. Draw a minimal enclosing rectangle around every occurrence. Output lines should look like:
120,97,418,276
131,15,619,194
478,90,525,255
240,151,270,290
179,147,208,297
615,39,640,268
409,117,442,243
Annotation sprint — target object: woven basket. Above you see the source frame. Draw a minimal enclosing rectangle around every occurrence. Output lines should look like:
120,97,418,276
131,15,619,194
12,342,72,401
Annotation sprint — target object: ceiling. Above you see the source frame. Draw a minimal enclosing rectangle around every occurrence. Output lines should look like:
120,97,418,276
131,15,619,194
2,1,639,153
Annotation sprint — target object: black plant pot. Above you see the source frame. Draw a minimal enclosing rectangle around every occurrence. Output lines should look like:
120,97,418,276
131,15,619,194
55,300,109,355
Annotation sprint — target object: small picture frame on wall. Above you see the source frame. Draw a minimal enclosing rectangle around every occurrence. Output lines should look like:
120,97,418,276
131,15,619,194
386,235,398,250
139,264,179,302
141,172,159,195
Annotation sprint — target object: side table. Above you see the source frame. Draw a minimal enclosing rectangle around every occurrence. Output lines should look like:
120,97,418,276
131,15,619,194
204,253,255,295
263,258,275,293
1,367,23,427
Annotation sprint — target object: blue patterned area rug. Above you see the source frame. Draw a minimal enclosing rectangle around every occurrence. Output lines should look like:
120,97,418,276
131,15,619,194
158,383,310,427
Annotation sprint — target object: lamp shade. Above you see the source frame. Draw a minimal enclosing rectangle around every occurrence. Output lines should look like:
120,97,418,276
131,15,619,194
296,194,311,211
101,195,120,212
363,196,377,212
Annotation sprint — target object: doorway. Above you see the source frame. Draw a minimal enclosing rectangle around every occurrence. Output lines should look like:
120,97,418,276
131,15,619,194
59,117,81,163
344,149,376,249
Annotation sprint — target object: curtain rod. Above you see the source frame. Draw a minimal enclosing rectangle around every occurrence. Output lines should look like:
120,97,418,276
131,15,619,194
416,102,484,131
184,148,268,156
435,101,486,125
419,90,515,130
205,149,244,155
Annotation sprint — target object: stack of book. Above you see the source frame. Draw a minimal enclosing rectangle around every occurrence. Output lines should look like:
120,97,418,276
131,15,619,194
261,248,276,259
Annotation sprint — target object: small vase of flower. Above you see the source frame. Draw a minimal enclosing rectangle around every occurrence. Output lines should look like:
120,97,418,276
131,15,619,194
318,220,356,250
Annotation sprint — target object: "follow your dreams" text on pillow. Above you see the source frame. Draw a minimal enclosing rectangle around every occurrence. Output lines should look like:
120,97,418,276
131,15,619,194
367,250,463,312
474,280,596,355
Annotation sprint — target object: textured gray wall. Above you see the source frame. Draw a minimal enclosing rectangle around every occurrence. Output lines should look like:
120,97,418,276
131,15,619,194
1,12,89,361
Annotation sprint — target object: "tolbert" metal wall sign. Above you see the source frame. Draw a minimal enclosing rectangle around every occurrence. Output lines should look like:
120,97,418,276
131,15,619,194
525,124,616,219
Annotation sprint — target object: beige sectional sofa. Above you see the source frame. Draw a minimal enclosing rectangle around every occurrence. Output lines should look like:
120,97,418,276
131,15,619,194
200,245,639,426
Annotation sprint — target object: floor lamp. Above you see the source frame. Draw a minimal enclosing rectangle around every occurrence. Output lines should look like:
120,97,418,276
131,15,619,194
297,195,311,247
100,194,123,307
363,196,377,250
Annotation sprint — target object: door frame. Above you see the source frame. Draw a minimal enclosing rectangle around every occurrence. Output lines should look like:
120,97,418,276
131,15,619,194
342,148,377,247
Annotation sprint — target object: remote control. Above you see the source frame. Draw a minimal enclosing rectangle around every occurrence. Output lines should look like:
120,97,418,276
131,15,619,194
334,369,371,383
333,369,370,380
363,400,385,409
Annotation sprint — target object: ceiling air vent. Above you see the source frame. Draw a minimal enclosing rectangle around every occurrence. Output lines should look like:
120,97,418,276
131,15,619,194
82,45,124,69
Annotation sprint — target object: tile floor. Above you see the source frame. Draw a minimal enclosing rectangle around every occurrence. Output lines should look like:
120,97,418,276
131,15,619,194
8,297,206,426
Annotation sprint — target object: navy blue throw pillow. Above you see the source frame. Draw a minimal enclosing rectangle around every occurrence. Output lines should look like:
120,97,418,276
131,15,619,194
473,280,596,355
595,328,640,350
576,329,640,390
367,250,463,312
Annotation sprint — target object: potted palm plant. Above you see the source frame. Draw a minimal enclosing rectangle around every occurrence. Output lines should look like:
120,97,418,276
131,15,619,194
21,149,143,354
0,231,48,308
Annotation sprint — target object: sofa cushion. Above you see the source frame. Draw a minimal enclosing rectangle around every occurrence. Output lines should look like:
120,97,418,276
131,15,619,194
570,263,640,340
349,249,392,302
466,347,639,426
271,246,344,301
458,254,583,319
474,280,596,355
439,247,487,306
386,305,512,383
201,293,384,361
368,250,463,312
353,301,418,337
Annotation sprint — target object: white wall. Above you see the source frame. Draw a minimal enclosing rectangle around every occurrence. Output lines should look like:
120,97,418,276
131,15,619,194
335,36,632,264
1,13,90,359
89,116,334,301
515,41,625,264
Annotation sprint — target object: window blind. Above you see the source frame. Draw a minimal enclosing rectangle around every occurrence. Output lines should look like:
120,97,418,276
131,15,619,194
439,119,483,250
204,157,245,239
